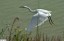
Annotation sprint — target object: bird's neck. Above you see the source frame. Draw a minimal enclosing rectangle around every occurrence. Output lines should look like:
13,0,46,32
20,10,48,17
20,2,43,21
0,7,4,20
25,7,37,13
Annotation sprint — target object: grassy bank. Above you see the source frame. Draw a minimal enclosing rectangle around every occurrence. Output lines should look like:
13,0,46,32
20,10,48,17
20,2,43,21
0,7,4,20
0,17,64,41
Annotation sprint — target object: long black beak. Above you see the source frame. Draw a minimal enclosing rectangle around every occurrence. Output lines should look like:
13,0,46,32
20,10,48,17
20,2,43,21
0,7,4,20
19,6,25,8
48,16,55,25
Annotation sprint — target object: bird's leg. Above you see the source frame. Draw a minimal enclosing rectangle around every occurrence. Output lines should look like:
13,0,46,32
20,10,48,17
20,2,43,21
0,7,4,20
49,17,55,25
48,16,55,25
48,17,52,25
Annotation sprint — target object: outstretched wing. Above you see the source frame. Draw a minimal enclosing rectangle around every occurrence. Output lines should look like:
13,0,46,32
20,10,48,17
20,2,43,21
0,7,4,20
27,13,48,32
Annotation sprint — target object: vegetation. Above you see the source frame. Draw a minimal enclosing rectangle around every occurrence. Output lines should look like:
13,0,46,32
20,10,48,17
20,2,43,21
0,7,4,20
0,0,64,41
0,17,64,41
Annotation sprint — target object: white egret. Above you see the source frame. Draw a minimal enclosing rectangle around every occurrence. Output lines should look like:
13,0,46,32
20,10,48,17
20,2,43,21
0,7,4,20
20,6,54,32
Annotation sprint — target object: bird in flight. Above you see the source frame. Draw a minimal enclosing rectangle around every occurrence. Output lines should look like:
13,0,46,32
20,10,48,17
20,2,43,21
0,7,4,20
20,6,54,32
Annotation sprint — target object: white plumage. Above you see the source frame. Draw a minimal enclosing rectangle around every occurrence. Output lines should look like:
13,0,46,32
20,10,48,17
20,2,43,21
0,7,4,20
20,6,54,32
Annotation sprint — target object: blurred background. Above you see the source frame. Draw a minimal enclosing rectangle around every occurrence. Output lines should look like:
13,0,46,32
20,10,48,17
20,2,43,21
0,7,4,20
0,0,64,36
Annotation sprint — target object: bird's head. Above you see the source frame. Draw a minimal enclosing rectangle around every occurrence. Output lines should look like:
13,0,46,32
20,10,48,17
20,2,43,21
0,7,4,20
19,6,29,8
